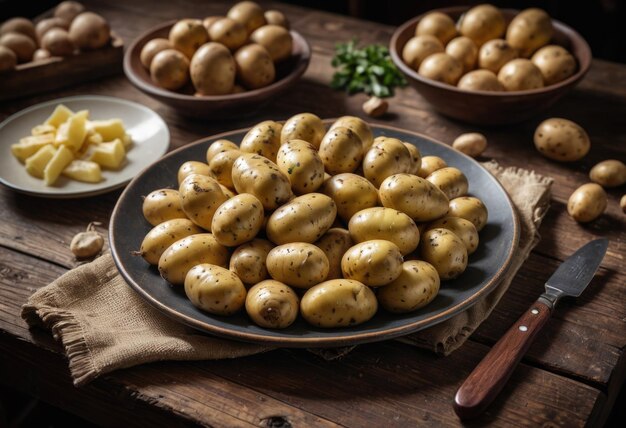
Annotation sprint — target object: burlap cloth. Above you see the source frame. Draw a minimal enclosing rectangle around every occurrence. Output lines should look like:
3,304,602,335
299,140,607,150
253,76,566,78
21,161,553,387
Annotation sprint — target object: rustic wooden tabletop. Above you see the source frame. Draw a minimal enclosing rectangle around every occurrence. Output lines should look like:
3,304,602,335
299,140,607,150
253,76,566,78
1,1,625,426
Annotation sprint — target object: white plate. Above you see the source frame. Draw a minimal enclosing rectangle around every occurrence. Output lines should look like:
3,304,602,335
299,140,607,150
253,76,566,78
0,95,169,198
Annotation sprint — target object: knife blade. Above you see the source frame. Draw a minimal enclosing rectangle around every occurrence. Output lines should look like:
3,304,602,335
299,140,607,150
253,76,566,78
453,238,608,420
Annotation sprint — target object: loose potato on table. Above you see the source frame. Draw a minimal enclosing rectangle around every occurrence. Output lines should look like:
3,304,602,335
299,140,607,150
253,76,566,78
142,188,186,226
276,139,325,194
320,173,378,223
379,173,449,222
211,193,264,246
377,260,440,313
139,218,203,265
420,228,467,280
497,58,544,91
315,228,354,280
478,39,518,73
234,43,275,89
280,113,326,149
506,8,553,58
531,45,577,85
246,280,299,328
319,126,364,174
266,242,329,288
426,167,469,200
185,264,246,316
418,53,463,85
448,196,488,232
457,69,504,92
329,116,373,150
416,11,456,45
341,239,404,287
445,36,477,73
458,4,506,47
534,118,590,162
240,120,282,162
168,18,208,59
402,35,444,71
230,238,274,285
250,24,292,62
231,153,292,210
452,133,487,158
266,193,336,244
589,160,626,188
567,183,607,223
363,136,413,188
349,207,420,256
179,173,228,230
190,42,236,95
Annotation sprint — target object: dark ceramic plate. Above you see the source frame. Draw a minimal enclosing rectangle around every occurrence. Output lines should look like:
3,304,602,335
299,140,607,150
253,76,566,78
110,123,519,347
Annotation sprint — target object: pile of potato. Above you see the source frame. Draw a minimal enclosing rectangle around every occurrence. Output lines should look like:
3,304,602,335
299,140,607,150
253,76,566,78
402,4,577,91
0,1,111,72
138,114,489,329
139,1,292,95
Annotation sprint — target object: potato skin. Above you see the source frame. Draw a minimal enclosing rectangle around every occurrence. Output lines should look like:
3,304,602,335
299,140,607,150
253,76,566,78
426,167,469,200
207,17,246,50
319,126,363,175
266,242,329,288
418,53,463,85
168,19,208,59
266,193,337,244
314,228,354,280
445,36,478,73
41,28,75,56
341,239,404,287
140,38,172,69
457,69,505,92
458,4,506,47
567,183,607,223
276,139,325,194
208,149,242,189
177,160,211,185
240,120,283,162
402,35,444,71
448,196,488,231
184,264,246,315
534,118,590,162
349,207,420,256
142,188,186,226
320,173,378,223
416,11,456,45
139,218,203,265
589,160,626,188
417,155,447,178
419,228,467,280
329,116,374,150
211,193,264,246
498,58,544,91
531,45,576,85
427,216,479,254
506,8,553,58
379,173,449,222
377,260,440,313
230,239,274,285
206,139,238,163
452,133,487,158
227,1,267,35
234,43,275,89
179,174,228,230
150,49,189,90
250,24,292,62
246,280,299,328
190,42,236,95
478,39,518,73
363,137,413,188
300,279,377,328
231,153,293,210
280,113,326,149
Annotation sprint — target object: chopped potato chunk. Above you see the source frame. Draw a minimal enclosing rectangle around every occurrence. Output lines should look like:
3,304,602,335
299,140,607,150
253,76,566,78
11,134,56,161
62,160,103,183
45,104,74,128
25,145,57,178
90,139,126,169
89,119,126,141
44,145,74,185
31,124,56,136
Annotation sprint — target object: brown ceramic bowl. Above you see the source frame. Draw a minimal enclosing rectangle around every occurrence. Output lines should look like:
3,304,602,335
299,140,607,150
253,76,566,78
124,21,311,119
390,7,592,125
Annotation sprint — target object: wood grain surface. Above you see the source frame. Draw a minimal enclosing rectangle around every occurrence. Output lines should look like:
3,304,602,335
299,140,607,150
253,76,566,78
1,1,624,427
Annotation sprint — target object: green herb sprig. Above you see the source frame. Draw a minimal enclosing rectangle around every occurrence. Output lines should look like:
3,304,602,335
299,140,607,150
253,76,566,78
330,40,407,98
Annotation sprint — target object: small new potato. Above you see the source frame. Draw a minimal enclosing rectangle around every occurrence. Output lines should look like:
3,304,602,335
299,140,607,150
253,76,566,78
533,118,590,162
139,218,203,265
266,193,337,244
567,183,607,223
418,52,463,85
448,196,488,231
0,46,17,72
207,17,247,50
458,4,506,46
227,1,267,35
35,18,70,41
531,45,577,85
211,193,264,246
240,120,282,162
150,49,190,90
33,49,51,61
177,160,211,184
404,143,422,175
329,116,373,150
1,17,37,41
379,173,449,222
457,69,505,91
341,240,403,287
264,10,289,29
589,160,626,188
506,8,553,58
315,228,354,280
140,38,172,69
158,233,229,285
206,139,238,163
54,1,85,24
428,216,479,254
190,42,236,95
209,149,242,189
416,11,456,45
426,167,469,199
319,126,363,174
277,139,325,194
68,12,110,50
179,174,228,230
41,28,74,56
250,24,293,62
300,279,378,328
266,242,329,288
363,136,413,188
142,188,186,226
320,173,379,223
452,133,487,157
417,155,447,178
402,35,444,71
185,264,246,316
234,43,275,89
231,153,292,210
0,32,36,63
349,207,420,255
229,239,274,285
478,39,518,73
377,260,440,313
246,280,299,328
497,58,544,91
280,113,326,149
420,228,467,280
168,19,208,59
445,36,478,73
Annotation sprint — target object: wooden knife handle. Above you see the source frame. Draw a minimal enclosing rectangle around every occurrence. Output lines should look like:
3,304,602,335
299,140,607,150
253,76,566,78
453,300,552,419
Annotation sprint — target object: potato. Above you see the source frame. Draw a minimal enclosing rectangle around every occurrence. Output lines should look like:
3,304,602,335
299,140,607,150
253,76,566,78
89,118,126,141
266,242,329,288
452,133,487,157
329,116,373,150
506,8,553,58
139,218,203,265
228,1,266,34
229,239,274,284
208,149,241,189
36,18,70,41
341,240,403,287
185,264,246,315
320,173,378,223
531,45,577,85
280,113,325,149
25,145,56,178
533,118,589,162
264,10,289,29
314,228,354,280
457,69,505,92
158,233,229,285
206,139,238,163
231,153,292,210
0,32,36,63
377,260,440,313
234,43,275,89
426,167,469,200
300,279,377,328
44,145,74,185
177,160,211,185
417,156,447,178
190,42,235,95
54,1,85,24
1,17,36,41
62,160,101,183
11,134,55,161
250,24,292,62
621,195,626,214
448,196,488,231
240,120,282,162
168,19,208,59
401,35,444,71
567,183,607,223
179,174,228,230
211,193,264,246
589,160,626,188
404,143,422,175
90,139,126,169
363,136,413,188
478,39,518,73
150,49,189,90
497,58,544,91
428,216,479,254
445,36,478,73
379,173,449,222
68,12,110,50
0,46,16,72
277,139,325,194
31,49,47,62
207,17,247,50
246,280,299,328
266,193,336,244
142,188,186,226
420,228,467,280
319,126,363,174
458,4,505,47
418,53,463,85
349,207,420,256
141,39,175,70
416,11,456,45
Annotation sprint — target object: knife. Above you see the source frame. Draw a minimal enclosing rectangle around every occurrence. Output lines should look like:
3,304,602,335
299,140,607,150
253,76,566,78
453,238,609,420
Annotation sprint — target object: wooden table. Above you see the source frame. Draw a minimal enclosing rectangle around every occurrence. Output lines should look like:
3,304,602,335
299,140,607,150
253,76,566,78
1,1,625,426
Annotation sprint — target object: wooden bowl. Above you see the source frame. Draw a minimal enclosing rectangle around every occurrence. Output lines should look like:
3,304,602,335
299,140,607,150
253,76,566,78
390,7,592,125
124,21,311,119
